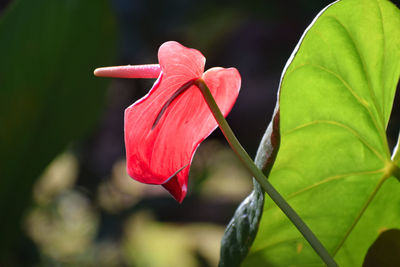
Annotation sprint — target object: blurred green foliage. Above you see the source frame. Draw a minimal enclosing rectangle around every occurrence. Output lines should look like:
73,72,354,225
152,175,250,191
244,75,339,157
25,142,248,266
0,0,115,264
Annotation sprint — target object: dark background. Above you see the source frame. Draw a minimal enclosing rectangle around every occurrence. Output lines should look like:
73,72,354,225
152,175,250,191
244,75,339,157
1,0,399,266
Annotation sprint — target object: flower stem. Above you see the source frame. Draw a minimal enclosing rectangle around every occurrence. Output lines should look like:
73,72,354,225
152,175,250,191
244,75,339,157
194,78,338,267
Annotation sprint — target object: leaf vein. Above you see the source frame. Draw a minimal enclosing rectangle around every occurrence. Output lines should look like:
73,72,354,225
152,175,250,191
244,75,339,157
286,168,384,200
325,15,385,129
285,120,385,162
286,62,384,145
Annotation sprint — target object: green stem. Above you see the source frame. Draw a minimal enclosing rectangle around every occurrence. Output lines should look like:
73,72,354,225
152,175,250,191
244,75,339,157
195,79,338,267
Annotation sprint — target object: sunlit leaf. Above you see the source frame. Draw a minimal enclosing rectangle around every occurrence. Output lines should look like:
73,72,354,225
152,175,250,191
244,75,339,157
242,0,400,265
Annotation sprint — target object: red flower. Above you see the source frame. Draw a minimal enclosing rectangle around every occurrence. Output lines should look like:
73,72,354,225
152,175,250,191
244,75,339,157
95,41,241,202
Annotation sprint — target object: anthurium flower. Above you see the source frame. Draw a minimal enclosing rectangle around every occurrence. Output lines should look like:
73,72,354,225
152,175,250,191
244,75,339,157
95,41,241,203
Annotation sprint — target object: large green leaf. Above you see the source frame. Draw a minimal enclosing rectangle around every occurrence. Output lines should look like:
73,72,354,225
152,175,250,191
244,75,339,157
0,0,115,263
242,0,400,266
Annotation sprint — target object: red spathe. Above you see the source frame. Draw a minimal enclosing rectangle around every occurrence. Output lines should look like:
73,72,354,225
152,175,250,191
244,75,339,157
108,41,241,203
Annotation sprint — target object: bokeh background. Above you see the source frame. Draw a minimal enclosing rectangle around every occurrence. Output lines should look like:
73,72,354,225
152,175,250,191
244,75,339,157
1,0,399,266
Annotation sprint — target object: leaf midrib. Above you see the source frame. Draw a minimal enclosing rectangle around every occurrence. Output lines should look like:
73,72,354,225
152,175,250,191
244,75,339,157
331,167,389,257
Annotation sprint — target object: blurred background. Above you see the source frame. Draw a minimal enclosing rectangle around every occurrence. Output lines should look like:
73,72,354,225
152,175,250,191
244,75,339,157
1,0,399,266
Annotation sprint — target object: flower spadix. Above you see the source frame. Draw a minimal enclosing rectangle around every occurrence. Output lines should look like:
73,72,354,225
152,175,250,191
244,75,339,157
94,41,241,203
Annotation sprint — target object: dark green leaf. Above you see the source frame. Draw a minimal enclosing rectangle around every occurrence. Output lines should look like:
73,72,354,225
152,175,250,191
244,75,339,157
0,0,115,262
362,229,400,267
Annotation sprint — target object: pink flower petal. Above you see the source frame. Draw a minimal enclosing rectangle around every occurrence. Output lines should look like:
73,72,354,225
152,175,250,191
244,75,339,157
124,41,241,202
202,67,241,116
